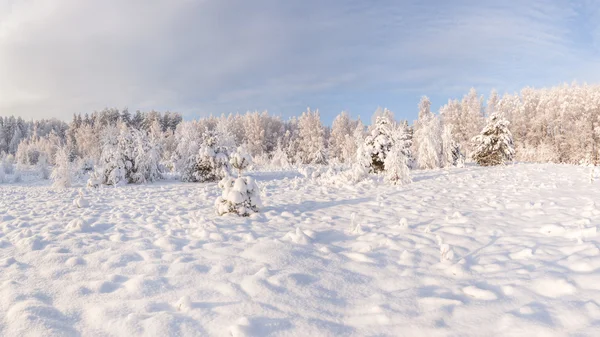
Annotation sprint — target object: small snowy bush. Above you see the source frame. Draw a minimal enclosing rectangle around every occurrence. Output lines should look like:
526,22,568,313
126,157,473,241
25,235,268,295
87,170,102,188
215,176,262,216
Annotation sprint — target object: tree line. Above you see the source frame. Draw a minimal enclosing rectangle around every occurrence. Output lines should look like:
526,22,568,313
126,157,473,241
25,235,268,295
2,82,600,175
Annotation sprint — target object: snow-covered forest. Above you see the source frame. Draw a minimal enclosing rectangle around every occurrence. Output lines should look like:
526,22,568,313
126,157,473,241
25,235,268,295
2,83,600,186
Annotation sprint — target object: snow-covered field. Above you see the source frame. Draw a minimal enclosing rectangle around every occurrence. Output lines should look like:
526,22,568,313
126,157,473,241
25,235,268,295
1,164,600,336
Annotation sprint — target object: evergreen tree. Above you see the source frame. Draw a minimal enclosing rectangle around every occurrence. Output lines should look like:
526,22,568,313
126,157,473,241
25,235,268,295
471,112,515,166
363,114,394,172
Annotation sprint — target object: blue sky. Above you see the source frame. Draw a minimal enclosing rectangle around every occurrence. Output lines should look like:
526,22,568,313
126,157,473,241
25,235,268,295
0,0,599,124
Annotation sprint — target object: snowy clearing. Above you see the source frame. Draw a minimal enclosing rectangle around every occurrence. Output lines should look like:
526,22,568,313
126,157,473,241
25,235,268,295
1,163,600,336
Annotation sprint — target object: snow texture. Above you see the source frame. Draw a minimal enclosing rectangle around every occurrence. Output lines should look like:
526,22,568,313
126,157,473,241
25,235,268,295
1,164,600,336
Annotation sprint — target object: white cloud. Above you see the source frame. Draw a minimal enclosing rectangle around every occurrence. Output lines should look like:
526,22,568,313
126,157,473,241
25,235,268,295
0,0,599,121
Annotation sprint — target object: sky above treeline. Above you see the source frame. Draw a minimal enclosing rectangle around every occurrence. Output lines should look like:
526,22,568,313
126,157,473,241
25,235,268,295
1,0,599,124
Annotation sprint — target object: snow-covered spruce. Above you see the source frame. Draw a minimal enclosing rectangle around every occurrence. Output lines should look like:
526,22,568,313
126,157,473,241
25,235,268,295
215,176,262,216
363,114,395,172
181,129,230,183
471,112,515,166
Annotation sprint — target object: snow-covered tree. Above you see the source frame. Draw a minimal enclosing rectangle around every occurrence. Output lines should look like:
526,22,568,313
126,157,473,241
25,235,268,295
230,148,252,177
370,107,395,126
181,128,230,182
130,128,162,183
363,114,395,172
486,89,499,117
460,88,485,156
297,108,327,164
396,120,414,168
441,125,465,167
471,112,515,166
384,127,412,185
12,164,22,183
270,140,291,169
418,95,432,120
215,176,262,216
173,121,202,175
97,123,135,186
329,112,354,162
414,113,442,170
244,111,267,157
2,154,14,174
441,124,464,167
9,126,23,154
37,154,50,179
51,146,72,189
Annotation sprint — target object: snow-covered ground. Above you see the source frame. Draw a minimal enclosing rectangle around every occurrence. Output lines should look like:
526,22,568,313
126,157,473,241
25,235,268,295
1,164,600,336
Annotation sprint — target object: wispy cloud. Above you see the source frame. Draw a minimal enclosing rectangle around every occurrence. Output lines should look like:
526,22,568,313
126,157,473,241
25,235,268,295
0,0,599,122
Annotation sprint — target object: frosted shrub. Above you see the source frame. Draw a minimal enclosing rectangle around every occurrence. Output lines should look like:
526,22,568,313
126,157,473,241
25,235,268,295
215,176,262,216
87,170,102,188
0,164,4,183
